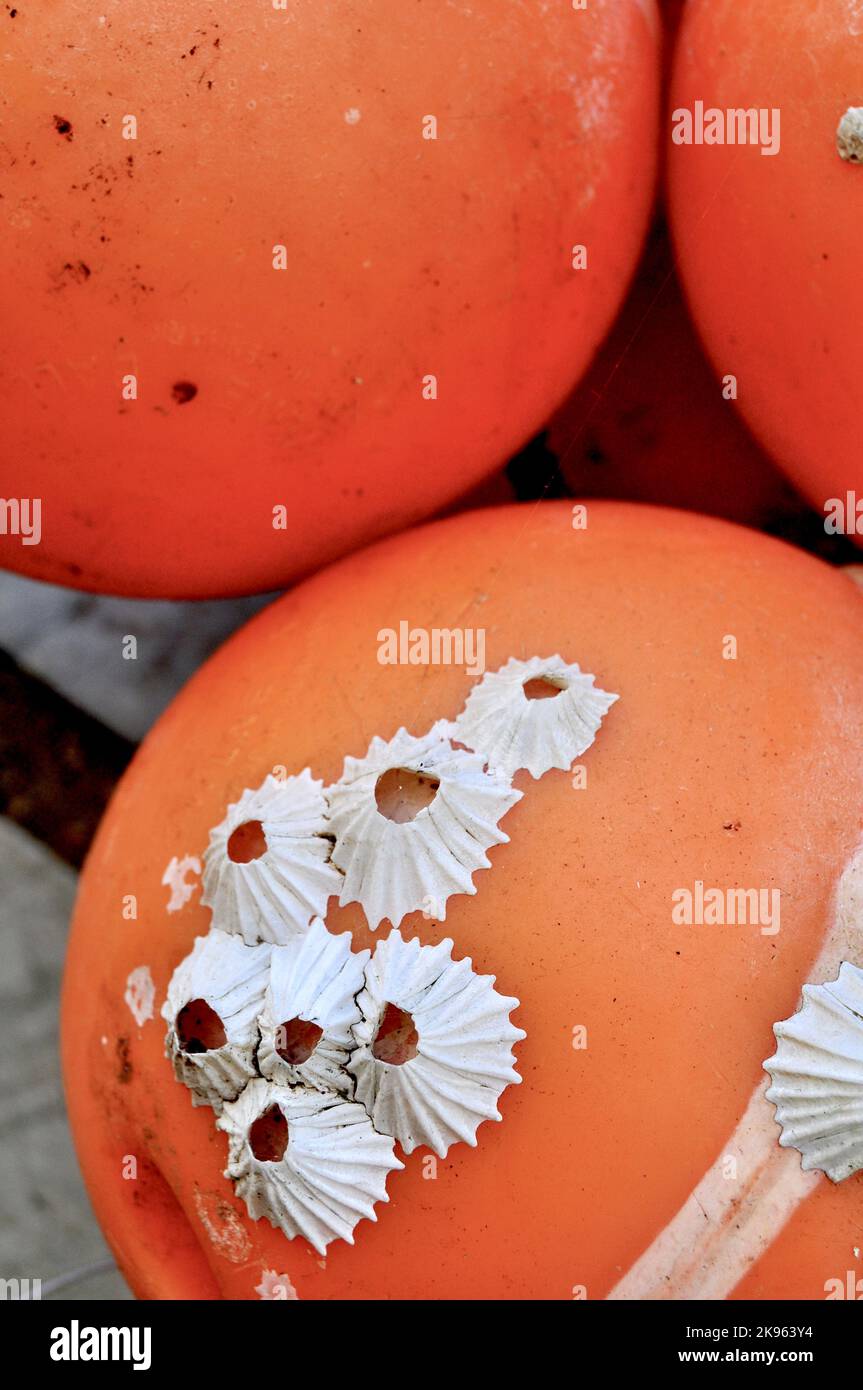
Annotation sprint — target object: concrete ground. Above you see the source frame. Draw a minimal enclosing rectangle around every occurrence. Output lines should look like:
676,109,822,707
0,570,270,1299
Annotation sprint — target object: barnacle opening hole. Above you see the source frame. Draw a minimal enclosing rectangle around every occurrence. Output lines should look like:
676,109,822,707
522,676,565,700
374,768,440,823
227,819,268,863
176,999,227,1054
372,1003,419,1065
249,1105,289,1162
274,1017,324,1066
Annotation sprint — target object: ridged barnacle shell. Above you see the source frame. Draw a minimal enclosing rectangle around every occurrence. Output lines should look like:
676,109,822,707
201,770,342,945
348,930,525,1157
764,961,863,1182
162,929,271,1109
257,917,370,1096
218,1078,403,1254
325,720,522,929
452,654,618,779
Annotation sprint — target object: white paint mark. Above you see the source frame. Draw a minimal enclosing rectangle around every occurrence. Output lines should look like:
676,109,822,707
607,1081,820,1300
124,965,155,1027
162,853,202,913
846,0,863,38
194,1189,252,1264
344,108,362,125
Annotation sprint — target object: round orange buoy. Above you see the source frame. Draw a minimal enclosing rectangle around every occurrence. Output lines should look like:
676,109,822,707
0,1,659,596
63,502,863,1298
668,0,863,538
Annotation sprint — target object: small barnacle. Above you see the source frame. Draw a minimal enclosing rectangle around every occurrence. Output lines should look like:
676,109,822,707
324,721,522,930
162,929,271,1109
348,930,525,1158
836,106,863,164
452,654,618,779
257,917,369,1096
201,770,342,945
218,1079,403,1254
764,961,863,1182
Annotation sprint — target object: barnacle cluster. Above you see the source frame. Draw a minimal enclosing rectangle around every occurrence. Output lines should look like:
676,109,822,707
163,655,618,1250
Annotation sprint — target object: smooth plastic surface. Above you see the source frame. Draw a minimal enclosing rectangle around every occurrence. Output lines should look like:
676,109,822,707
0,0,659,595
668,0,863,527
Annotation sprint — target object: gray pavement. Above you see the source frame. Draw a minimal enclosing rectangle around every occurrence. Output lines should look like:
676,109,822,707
0,570,272,1299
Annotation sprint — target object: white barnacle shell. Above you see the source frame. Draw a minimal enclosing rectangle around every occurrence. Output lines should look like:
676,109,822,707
325,720,522,930
764,961,863,1182
452,653,618,779
348,930,525,1157
162,929,271,1110
218,1078,403,1254
201,770,342,945
257,917,370,1096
